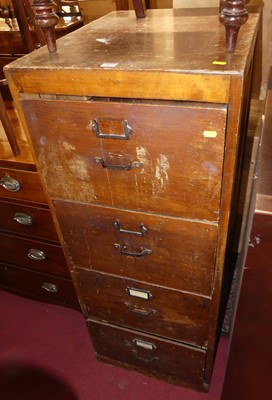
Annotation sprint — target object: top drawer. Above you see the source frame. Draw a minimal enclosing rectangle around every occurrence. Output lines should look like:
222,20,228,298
0,168,47,204
22,99,227,221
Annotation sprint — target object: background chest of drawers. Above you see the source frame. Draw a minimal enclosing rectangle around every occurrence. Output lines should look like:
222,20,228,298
5,8,260,392
0,115,79,309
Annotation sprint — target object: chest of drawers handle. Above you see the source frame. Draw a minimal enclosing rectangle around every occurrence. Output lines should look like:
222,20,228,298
14,212,33,226
114,220,147,236
127,303,157,316
0,176,21,192
42,282,58,293
114,243,152,257
27,248,46,261
94,157,142,171
92,118,133,140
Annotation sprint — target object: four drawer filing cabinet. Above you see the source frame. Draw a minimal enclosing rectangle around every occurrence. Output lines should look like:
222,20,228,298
5,8,260,391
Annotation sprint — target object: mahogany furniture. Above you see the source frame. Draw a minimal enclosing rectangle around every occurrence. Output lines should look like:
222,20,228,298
221,68,272,400
5,7,259,391
0,103,79,309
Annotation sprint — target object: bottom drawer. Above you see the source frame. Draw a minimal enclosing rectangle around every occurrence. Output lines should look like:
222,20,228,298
0,263,80,309
88,320,206,391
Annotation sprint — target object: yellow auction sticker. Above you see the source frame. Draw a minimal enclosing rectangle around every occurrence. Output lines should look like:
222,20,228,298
212,61,227,65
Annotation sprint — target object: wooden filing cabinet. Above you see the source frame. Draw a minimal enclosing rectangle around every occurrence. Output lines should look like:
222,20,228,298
5,8,260,391
0,119,79,308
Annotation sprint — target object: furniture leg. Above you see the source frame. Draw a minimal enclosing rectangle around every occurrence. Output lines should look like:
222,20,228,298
220,0,249,53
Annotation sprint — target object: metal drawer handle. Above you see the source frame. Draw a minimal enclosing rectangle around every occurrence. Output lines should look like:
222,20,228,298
114,243,152,257
0,176,21,192
132,339,159,362
14,212,33,226
42,282,58,293
94,157,142,171
114,220,147,236
92,118,133,140
128,304,157,316
132,349,159,363
27,248,46,261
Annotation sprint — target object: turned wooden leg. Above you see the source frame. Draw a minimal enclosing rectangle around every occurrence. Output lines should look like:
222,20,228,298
132,0,146,18
32,0,59,53
219,0,249,53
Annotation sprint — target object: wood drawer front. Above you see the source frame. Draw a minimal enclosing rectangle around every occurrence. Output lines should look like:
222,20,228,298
0,168,47,204
0,200,59,242
0,263,79,309
54,200,217,296
22,99,227,221
74,269,210,347
88,320,206,390
0,233,69,277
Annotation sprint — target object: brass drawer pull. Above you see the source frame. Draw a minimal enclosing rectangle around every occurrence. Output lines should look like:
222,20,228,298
27,248,46,261
128,304,157,316
14,212,33,226
114,220,147,236
92,118,133,140
42,282,58,293
114,243,152,257
0,176,20,192
94,157,142,171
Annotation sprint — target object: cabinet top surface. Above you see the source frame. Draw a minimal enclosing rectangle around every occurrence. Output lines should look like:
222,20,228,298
6,9,259,76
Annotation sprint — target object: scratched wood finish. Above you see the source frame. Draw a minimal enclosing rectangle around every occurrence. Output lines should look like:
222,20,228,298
5,8,260,392
22,99,227,221
89,320,206,390
55,200,217,296
74,268,211,346
5,9,259,102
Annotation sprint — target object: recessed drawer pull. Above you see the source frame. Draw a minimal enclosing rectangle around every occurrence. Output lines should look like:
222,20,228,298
27,248,46,261
0,176,21,192
14,212,33,226
92,118,133,140
128,304,157,316
114,219,147,236
114,243,152,257
94,157,142,171
42,282,58,293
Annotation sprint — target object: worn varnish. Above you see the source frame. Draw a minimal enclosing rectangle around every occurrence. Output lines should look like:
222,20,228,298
54,200,218,296
5,8,260,392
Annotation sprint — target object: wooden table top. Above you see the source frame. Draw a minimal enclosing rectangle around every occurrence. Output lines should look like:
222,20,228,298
5,9,259,75
4,9,260,104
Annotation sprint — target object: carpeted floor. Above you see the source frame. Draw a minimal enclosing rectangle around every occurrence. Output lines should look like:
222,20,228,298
0,289,228,400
